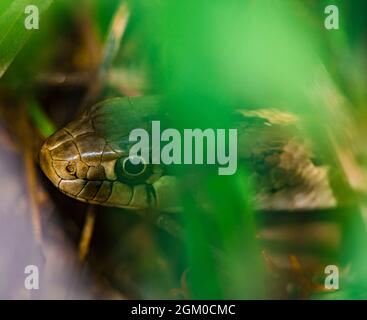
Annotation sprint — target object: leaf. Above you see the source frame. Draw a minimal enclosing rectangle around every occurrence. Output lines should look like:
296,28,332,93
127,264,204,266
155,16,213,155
0,0,53,79
27,100,56,138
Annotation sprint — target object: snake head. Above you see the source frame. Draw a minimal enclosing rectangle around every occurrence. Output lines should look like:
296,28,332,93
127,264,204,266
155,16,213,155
39,97,179,210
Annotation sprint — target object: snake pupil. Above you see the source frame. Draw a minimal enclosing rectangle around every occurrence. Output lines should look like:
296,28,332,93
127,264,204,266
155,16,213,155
122,157,146,176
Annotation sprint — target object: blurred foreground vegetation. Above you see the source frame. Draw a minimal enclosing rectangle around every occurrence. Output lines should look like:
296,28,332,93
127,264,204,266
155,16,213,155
0,0,367,299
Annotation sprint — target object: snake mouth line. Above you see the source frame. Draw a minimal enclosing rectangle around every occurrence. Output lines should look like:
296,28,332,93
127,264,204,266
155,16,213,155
53,175,160,209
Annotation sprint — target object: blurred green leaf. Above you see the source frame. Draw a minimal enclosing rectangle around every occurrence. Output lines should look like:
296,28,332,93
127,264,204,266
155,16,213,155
27,101,56,138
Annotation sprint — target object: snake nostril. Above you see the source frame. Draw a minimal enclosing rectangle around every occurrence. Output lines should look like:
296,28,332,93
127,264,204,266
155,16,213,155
66,163,76,174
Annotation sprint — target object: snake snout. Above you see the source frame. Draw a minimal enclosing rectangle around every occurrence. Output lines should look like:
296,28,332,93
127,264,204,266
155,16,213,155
39,129,84,187
39,140,62,187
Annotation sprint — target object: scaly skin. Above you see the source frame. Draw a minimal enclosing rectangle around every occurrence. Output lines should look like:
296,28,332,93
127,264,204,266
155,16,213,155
39,96,336,211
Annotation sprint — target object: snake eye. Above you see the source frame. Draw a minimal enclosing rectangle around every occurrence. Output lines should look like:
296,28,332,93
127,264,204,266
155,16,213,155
122,156,147,176
115,156,150,185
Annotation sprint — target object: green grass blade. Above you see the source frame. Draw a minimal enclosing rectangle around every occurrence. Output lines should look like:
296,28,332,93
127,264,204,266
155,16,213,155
27,101,56,138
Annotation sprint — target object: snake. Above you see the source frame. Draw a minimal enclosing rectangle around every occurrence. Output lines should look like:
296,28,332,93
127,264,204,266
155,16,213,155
39,95,337,212
39,96,350,294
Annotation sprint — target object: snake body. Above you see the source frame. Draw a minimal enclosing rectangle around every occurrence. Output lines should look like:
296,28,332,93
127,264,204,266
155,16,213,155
39,96,337,212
